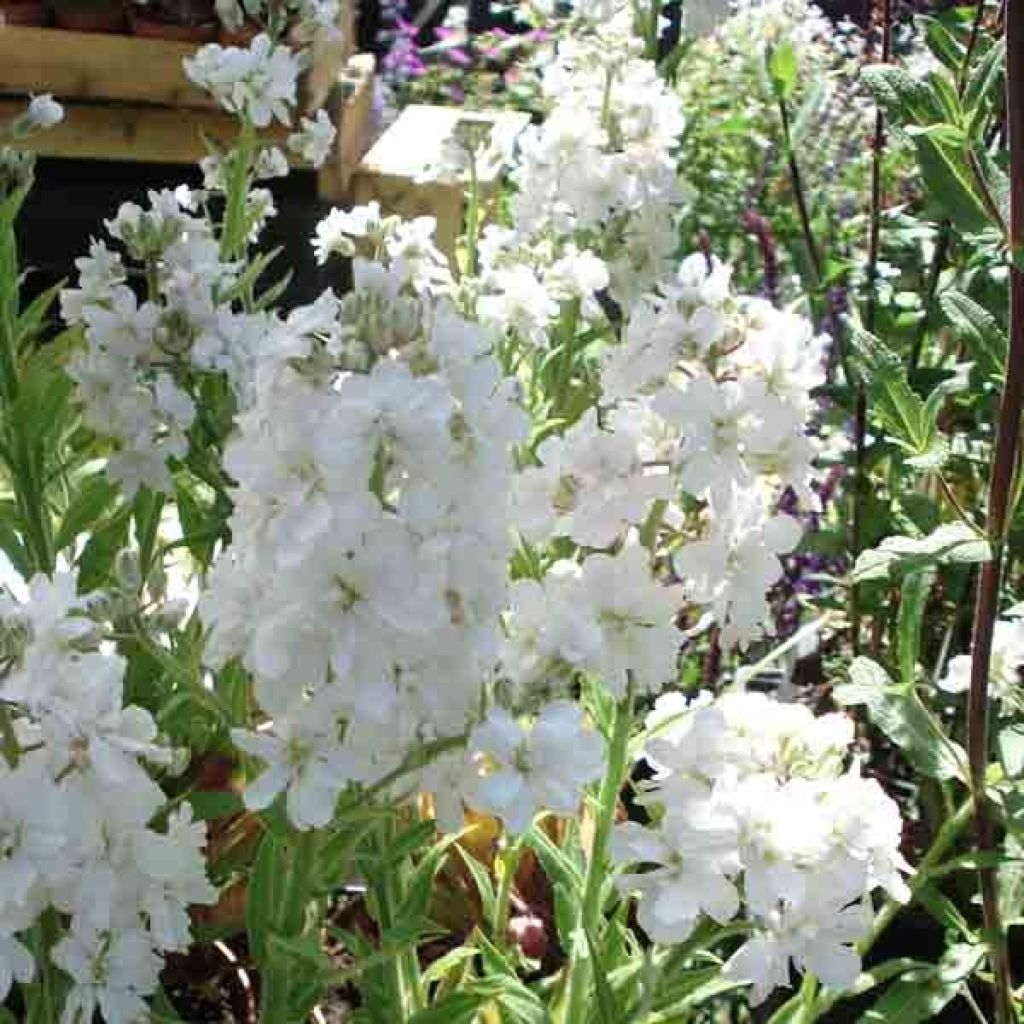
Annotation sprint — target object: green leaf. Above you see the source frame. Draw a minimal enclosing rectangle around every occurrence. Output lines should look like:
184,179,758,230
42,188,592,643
860,64,947,127
964,40,1006,130
456,845,497,925
998,724,1024,778
408,993,490,1024
914,130,992,234
898,569,935,689
768,42,798,100
846,324,948,467
247,829,282,961
834,657,966,780
861,943,983,1023
940,289,1008,376
851,523,990,584
186,789,244,822
54,474,122,554
75,503,131,592
999,833,1024,925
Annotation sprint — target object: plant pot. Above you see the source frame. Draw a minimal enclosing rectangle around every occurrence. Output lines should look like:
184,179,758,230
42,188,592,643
129,7,216,39
217,17,259,44
52,0,127,32
0,0,49,25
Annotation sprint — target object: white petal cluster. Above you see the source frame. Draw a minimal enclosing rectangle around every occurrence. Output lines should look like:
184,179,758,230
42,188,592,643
502,543,684,699
203,215,529,829
288,108,337,169
473,0,685,337
613,690,910,1003
467,701,604,834
0,572,215,1019
61,187,347,496
939,616,1024,714
183,34,303,127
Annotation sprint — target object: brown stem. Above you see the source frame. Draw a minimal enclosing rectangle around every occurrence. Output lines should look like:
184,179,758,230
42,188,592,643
851,0,892,655
964,5,1023,1022
777,97,823,287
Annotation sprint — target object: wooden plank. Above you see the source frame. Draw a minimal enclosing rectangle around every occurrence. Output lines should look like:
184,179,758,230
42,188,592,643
0,98,287,164
0,25,218,110
318,52,375,200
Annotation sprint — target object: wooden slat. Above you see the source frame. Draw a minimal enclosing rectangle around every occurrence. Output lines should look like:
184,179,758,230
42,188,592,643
318,52,374,200
0,25,217,110
0,98,286,164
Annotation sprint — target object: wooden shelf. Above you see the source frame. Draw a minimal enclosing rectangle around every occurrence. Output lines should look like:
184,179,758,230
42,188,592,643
0,17,373,194
0,25,217,109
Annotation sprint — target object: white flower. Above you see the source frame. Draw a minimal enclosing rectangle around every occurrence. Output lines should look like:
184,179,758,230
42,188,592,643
514,408,671,548
470,701,604,834
20,94,64,133
288,109,337,169
612,806,739,942
54,923,162,1024
232,699,354,829
672,492,802,647
939,617,1024,711
183,34,301,127
0,932,34,1001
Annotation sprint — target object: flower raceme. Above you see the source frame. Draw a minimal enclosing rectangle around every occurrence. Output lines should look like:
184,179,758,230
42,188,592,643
0,573,216,1021
614,691,910,1004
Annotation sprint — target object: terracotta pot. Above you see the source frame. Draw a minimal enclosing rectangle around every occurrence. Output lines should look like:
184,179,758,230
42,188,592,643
217,17,259,44
0,0,49,25
129,8,216,39
52,0,127,31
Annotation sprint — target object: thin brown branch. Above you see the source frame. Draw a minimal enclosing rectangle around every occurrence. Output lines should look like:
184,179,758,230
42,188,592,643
965,4,1023,1021
851,0,892,655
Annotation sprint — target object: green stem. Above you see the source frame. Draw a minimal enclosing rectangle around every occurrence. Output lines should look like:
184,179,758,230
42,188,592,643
258,829,320,1024
492,836,525,944
563,688,634,1024
220,122,256,265
465,153,480,279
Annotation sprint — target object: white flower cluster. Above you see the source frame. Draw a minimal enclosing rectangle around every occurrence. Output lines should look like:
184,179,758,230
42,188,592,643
509,252,825,650
202,215,530,829
184,34,304,128
62,188,264,495
940,615,1024,714
0,572,215,1023
613,690,909,1003
475,0,686,330
61,184,350,495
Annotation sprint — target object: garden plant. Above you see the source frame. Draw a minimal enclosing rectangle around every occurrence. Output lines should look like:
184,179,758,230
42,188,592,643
0,0,1023,1021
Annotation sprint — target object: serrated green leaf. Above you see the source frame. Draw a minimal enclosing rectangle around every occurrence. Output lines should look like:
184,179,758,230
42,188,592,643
834,657,966,780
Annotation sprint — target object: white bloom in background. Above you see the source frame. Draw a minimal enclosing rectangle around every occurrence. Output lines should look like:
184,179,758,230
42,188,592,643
19,94,64,134
470,701,604,834
672,491,802,646
183,34,302,127
939,617,1024,711
288,109,337,168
